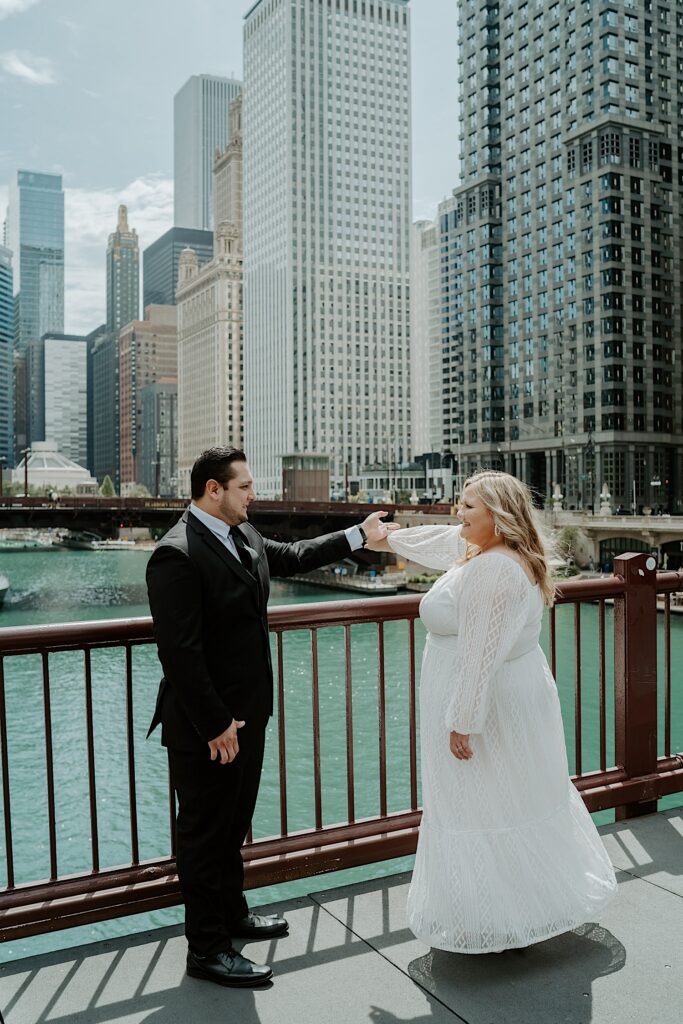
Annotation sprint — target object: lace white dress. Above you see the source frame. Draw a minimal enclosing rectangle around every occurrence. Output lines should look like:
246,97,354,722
389,525,616,953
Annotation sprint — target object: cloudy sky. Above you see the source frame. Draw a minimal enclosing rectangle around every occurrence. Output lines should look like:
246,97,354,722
0,0,459,334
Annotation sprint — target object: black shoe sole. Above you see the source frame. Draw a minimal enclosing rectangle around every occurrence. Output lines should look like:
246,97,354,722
187,964,273,987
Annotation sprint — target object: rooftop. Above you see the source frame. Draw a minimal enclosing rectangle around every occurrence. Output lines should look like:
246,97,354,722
1,808,680,1024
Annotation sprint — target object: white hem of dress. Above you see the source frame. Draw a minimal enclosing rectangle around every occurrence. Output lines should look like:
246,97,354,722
409,908,615,955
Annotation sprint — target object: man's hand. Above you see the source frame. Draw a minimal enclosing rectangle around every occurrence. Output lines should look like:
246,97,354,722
449,731,473,761
360,510,401,551
208,719,245,764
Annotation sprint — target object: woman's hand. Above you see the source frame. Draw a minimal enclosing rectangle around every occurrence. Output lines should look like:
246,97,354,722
449,731,473,760
360,510,401,551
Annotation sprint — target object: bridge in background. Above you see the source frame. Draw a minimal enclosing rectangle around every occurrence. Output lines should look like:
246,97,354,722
551,511,683,568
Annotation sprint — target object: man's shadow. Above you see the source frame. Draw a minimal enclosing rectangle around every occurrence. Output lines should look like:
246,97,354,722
369,922,626,1024
139,980,264,1024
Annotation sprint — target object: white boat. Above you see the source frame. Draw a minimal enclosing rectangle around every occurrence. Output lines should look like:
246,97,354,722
0,574,9,607
91,539,137,550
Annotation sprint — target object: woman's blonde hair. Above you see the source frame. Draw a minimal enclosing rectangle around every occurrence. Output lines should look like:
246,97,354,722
460,470,556,606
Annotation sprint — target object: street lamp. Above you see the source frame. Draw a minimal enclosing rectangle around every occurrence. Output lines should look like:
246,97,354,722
583,431,595,514
0,456,6,498
20,447,31,498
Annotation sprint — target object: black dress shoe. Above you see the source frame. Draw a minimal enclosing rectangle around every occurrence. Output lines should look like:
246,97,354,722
231,912,289,939
186,948,273,987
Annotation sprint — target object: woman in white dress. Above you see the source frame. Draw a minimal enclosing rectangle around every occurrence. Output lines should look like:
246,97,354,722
377,471,616,953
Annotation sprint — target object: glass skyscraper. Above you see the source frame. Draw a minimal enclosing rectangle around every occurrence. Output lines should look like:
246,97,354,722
0,245,13,467
174,75,242,231
5,170,64,455
143,227,213,308
438,0,683,512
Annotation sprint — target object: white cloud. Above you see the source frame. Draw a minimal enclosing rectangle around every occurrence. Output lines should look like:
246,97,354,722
0,0,43,18
65,175,174,335
0,50,55,85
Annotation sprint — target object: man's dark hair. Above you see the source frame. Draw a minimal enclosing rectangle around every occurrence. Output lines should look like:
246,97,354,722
190,447,247,499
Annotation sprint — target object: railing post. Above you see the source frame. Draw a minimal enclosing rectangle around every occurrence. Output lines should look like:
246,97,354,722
613,552,658,820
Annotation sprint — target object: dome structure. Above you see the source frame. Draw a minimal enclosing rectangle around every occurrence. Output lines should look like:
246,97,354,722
11,441,98,492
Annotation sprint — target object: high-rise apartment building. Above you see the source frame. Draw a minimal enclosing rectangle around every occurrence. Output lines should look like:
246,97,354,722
243,0,412,496
118,305,177,490
0,245,14,468
174,74,242,231
106,205,139,334
441,0,683,511
91,331,119,488
410,219,441,456
85,323,106,475
143,227,213,308
5,170,64,456
44,333,87,466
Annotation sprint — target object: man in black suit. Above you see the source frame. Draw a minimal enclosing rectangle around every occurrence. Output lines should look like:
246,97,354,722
146,446,396,987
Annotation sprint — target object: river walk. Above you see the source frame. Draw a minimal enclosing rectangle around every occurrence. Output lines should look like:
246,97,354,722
1,808,681,1024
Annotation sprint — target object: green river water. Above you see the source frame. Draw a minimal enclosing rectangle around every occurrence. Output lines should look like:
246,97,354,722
0,547,680,962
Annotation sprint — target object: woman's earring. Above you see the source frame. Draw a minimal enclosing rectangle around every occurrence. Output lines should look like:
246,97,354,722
494,524,501,537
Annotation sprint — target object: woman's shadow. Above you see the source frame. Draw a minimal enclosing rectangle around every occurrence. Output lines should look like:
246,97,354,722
371,923,625,1024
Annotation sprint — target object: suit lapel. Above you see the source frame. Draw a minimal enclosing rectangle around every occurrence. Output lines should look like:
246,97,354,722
186,510,259,591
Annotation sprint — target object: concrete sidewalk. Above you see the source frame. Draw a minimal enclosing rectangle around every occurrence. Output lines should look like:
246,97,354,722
0,809,681,1024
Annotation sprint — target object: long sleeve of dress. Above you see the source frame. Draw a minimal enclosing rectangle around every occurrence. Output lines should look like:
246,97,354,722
445,556,531,735
388,524,466,571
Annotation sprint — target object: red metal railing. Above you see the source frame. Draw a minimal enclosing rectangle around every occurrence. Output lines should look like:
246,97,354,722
0,552,681,941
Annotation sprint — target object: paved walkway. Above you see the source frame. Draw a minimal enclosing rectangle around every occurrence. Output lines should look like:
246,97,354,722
0,809,681,1024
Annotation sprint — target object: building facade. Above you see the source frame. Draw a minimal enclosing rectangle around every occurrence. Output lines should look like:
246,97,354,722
410,219,441,456
143,227,213,308
214,95,243,229
0,245,14,468
44,333,87,466
174,74,242,231
139,380,178,497
439,0,683,512
118,305,178,490
243,0,412,496
106,205,139,334
176,228,243,494
85,324,106,475
91,331,120,488
4,170,64,456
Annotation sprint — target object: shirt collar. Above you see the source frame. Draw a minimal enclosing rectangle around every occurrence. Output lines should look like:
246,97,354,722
190,502,232,542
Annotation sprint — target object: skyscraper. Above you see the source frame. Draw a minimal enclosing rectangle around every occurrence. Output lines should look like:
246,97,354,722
5,170,64,455
440,0,683,511
44,333,87,466
243,0,412,496
174,74,242,231
143,227,213,308
177,93,244,493
118,305,177,490
106,205,139,333
0,245,13,467
410,219,441,457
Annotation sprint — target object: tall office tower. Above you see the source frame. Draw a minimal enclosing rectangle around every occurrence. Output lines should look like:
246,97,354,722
0,245,14,468
5,171,64,455
118,305,177,491
176,102,244,494
176,226,243,494
174,74,242,230
106,205,139,333
442,0,683,512
410,219,441,457
243,0,412,496
143,227,213,308
213,95,243,230
139,379,178,496
85,323,106,474
44,334,87,466
91,332,120,488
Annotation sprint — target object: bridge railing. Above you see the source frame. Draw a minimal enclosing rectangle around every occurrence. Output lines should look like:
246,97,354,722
0,552,681,941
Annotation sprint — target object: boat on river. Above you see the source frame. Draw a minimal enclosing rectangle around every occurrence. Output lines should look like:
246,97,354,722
0,574,9,606
57,532,137,551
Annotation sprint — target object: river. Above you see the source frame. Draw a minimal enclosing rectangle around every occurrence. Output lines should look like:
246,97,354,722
0,546,680,962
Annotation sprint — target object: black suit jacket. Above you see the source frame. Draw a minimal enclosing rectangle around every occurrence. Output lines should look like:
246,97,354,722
146,508,352,751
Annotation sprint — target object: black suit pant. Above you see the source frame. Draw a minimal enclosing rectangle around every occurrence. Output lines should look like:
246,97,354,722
168,724,265,955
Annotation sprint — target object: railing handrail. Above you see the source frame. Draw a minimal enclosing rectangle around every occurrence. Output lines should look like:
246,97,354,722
2,571,682,655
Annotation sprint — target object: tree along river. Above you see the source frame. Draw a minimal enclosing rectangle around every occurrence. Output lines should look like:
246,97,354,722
0,547,680,961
